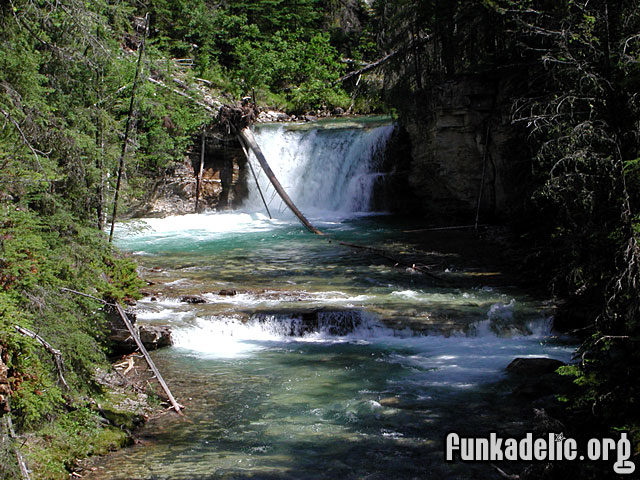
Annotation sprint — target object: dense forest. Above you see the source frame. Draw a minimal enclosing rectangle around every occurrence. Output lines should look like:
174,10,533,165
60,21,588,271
1,0,639,478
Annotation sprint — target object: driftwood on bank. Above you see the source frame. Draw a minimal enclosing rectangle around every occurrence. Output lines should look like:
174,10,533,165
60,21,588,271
113,302,183,414
58,288,181,412
13,325,69,390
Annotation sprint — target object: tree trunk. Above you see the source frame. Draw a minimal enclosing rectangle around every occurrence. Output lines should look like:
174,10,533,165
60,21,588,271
96,66,105,231
109,13,149,242
195,131,205,212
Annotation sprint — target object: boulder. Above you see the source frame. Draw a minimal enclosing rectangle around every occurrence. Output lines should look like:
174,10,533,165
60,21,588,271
506,357,565,376
180,295,206,304
218,289,237,296
104,305,173,354
138,325,172,350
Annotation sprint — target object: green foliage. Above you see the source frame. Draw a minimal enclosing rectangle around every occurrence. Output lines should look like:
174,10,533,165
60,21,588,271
0,206,143,427
145,0,355,113
234,31,349,112
0,0,384,477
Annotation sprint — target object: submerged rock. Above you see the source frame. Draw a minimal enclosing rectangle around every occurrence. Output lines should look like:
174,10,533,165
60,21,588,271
218,289,237,296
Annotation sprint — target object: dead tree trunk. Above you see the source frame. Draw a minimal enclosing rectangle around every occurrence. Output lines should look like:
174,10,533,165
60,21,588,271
238,137,272,219
2,412,31,480
13,325,69,390
195,131,205,212
237,127,323,235
96,64,106,231
109,13,149,243
114,302,183,414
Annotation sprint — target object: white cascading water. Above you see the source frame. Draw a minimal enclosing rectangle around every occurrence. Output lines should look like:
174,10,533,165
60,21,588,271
243,123,395,217
116,120,394,241
120,116,574,389
165,302,572,387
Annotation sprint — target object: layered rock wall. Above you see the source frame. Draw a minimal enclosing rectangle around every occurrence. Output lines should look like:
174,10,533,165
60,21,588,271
399,75,526,221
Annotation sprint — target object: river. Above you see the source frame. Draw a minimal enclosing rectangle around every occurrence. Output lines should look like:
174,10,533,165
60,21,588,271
88,117,575,479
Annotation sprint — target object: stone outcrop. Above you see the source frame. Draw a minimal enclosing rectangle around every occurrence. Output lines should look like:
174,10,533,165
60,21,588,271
132,131,248,217
398,75,526,221
105,305,172,355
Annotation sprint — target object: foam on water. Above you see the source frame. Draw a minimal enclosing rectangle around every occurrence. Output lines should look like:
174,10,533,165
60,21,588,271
170,309,572,388
115,212,282,241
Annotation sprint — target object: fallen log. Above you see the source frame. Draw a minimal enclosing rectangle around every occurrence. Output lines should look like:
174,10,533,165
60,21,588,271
336,240,449,284
335,34,432,85
237,126,323,235
13,325,69,390
403,224,488,233
335,47,404,84
114,302,183,414
147,77,219,113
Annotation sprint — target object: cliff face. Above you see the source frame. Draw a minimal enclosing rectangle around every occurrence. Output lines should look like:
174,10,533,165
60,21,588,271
133,134,248,217
397,76,527,221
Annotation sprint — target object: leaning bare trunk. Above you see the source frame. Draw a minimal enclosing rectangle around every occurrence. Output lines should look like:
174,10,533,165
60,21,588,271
237,127,323,235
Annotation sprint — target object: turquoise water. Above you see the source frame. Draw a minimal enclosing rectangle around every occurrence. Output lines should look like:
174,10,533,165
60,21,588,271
86,120,574,479
85,215,574,480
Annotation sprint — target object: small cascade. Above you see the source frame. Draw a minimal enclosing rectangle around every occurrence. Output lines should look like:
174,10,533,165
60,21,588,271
243,121,394,217
250,309,370,336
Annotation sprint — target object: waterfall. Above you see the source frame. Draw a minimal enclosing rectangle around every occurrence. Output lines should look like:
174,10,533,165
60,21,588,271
243,121,394,218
